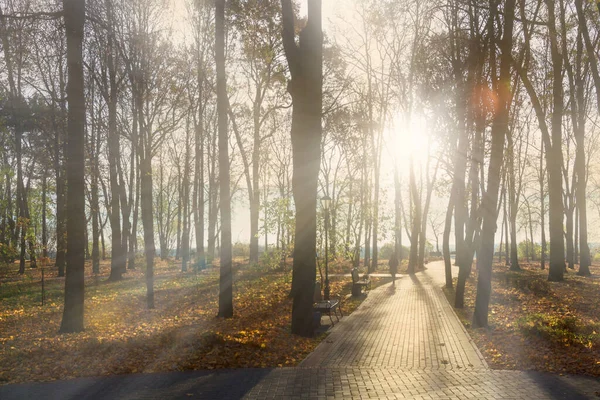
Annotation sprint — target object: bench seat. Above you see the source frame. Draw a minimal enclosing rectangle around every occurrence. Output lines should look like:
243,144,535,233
313,299,343,326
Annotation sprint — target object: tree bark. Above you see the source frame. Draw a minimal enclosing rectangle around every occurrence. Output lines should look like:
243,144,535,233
546,0,566,281
281,0,322,337
175,169,182,260
574,28,591,276
249,101,261,264
193,59,205,270
472,0,515,328
506,133,520,270
140,155,155,309
181,121,191,272
59,0,85,333
540,138,546,270
105,0,124,281
216,0,233,318
91,108,100,274
515,0,565,281
443,191,453,289
41,173,48,259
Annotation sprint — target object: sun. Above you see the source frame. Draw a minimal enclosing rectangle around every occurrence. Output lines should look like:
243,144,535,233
387,113,431,175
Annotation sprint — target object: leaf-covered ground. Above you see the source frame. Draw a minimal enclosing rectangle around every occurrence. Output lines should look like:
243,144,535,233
0,258,386,385
446,262,600,376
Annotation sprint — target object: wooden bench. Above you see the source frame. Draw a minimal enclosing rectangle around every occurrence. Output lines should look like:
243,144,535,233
313,299,343,326
352,268,371,296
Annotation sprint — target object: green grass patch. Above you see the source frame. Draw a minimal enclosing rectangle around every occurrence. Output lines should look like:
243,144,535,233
516,313,600,348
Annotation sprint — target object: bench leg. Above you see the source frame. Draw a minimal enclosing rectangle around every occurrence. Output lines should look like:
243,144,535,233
329,311,335,326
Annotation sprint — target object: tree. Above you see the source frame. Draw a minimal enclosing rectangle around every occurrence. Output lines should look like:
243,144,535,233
572,0,595,276
0,0,36,275
96,0,126,282
229,0,286,265
515,0,566,281
59,0,85,334
216,0,233,318
281,0,323,337
188,0,213,271
122,0,185,308
472,0,516,328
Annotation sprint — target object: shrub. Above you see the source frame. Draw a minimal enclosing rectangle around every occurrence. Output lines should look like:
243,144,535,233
507,273,551,296
256,248,286,272
526,278,551,296
517,313,579,344
379,243,410,260
0,243,18,265
233,242,250,258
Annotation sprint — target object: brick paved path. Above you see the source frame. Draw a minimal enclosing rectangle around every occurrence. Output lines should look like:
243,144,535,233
302,263,486,369
3,261,600,399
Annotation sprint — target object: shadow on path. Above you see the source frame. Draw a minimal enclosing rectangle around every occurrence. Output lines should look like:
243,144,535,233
0,368,273,400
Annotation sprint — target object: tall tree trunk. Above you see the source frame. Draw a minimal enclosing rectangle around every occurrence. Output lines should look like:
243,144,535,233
127,99,138,270
90,81,100,274
16,123,25,274
546,0,566,281
216,0,233,318
128,173,138,269
106,0,124,281
56,163,67,276
472,0,515,328
91,155,100,274
527,200,535,261
565,195,575,269
207,133,217,261
504,184,510,266
281,0,322,337
249,101,261,264
60,0,85,333
175,170,182,260
140,154,155,309
41,173,48,259
371,138,381,273
507,134,520,270
394,165,402,261
574,206,579,264
193,69,205,269
182,122,191,272
418,155,440,268
574,29,591,276
407,157,420,274
101,213,106,260
443,191,454,289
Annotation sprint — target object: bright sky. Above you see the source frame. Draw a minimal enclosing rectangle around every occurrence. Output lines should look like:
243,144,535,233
167,0,597,250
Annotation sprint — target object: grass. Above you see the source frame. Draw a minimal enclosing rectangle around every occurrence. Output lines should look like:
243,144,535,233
0,256,387,385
